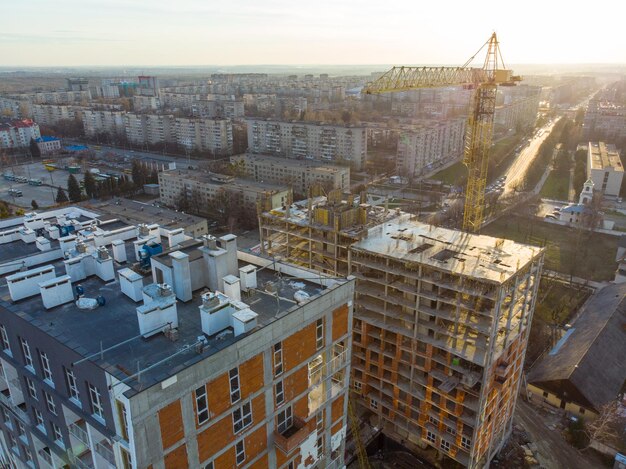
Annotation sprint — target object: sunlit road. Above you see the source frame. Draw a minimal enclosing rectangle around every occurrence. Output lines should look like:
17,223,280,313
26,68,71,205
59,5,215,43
503,118,560,195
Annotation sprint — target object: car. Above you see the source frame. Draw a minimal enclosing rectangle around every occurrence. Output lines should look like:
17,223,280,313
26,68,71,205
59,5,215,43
544,214,557,220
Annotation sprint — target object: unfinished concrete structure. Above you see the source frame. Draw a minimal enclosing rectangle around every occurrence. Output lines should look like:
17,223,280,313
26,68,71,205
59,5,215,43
348,214,544,468
259,191,398,277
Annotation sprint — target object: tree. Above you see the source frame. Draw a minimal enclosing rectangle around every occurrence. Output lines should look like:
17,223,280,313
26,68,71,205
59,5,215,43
30,199,39,210
83,171,97,199
585,400,626,449
55,187,68,204
29,138,41,158
67,174,82,203
131,160,147,190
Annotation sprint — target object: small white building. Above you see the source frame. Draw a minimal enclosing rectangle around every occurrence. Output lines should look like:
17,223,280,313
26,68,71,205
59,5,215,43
35,136,61,154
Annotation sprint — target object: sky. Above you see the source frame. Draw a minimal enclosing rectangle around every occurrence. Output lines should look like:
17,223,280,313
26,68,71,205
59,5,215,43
2,0,626,67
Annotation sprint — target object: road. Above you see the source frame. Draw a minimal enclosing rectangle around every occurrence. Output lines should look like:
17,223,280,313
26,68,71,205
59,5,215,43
503,118,560,195
515,399,599,469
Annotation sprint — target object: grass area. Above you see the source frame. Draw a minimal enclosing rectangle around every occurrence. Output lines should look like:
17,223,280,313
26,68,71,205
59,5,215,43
430,161,466,185
482,215,618,281
535,278,591,325
540,170,570,200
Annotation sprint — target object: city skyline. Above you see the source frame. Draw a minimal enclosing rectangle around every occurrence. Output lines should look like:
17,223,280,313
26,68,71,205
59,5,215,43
2,0,626,66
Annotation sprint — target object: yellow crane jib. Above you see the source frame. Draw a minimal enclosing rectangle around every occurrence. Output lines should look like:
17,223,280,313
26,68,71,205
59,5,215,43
362,33,520,232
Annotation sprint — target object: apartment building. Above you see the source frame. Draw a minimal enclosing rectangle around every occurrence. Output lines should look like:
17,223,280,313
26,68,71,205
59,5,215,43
259,192,397,277
0,119,41,149
124,114,175,146
137,76,159,97
82,110,125,139
583,100,626,141
0,97,31,119
247,119,367,170
587,141,624,197
396,119,466,177
132,96,160,112
230,154,350,195
494,85,541,131
176,118,233,156
348,214,544,468
192,99,245,119
31,105,81,127
0,207,354,469
21,91,91,105
158,169,291,215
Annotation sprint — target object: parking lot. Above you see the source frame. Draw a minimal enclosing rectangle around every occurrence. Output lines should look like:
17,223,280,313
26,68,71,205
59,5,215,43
0,162,63,209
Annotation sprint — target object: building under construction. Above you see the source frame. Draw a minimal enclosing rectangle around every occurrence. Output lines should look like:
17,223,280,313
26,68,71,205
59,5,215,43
258,189,397,277
348,213,544,468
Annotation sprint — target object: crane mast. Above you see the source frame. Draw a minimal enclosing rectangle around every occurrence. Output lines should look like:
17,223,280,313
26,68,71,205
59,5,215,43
363,33,520,232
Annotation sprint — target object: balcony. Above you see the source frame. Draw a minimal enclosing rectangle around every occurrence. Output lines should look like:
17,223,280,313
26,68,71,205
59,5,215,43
69,421,90,446
95,440,116,466
274,416,315,454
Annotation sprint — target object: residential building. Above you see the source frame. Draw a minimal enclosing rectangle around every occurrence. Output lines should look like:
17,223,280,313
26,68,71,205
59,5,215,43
31,105,81,127
494,85,541,131
396,119,466,177
82,110,125,139
0,207,354,469
0,119,41,149
132,96,160,112
158,169,291,216
175,118,233,156
137,75,159,97
34,137,61,155
587,142,624,197
348,214,544,468
0,97,31,119
66,78,89,92
527,283,626,419
259,192,397,277
583,101,626,141
124,114,175,146
192,98,245,119
247,119,367,170
231,153,350,195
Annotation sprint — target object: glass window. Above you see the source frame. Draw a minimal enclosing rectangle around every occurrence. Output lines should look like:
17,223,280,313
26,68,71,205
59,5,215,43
44,392,56,415
235,440,245,465
52,423,63,446
88,383,104,421
461,436,471,451
195,384,209,425
316,318,324,350
40,351,53,384
232,402,252,434
34,409,45,431
20,338,33,369
0,325,11,354
274,380,284,406
65,369,80,403
26,377,37,400
426,431,436,444
273,342,283,376
229,367,241,404
277,405,293,434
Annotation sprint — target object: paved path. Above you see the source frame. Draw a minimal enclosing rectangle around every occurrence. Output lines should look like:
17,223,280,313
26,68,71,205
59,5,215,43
515,400,600,469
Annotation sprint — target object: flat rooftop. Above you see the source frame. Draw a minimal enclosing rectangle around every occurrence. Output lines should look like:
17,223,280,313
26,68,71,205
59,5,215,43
161,169,288,194
236,154,348,174
0,247,341,396
84,198,206,230
351,214,543,284
589,142,623,172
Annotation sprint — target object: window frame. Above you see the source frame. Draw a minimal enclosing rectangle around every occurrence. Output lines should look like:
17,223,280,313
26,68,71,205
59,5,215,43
235,440,245,465
26,377,37,400
232,401,252,434
44,391,56,415
426,430,436,444
195,384,209,425
273,342,283,376
274,380,284,406
229,367,241,404
40,351,53,385
440,439,451,453
20,338,33,370
461,435,471,451
88,383,104,421
52,422,63,446
277,404,293,434
65,369,80,404
315,318,324,350
0,325,11,354
34,408,45,432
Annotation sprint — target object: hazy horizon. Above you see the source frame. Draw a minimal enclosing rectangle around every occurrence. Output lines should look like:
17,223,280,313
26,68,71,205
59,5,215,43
3,0,626,68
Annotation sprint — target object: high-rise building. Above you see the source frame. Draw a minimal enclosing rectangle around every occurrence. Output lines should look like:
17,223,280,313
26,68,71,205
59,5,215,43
0,119,41,149
583,100,626,141
82,110,126,139
247,119,367,170
0,207,354,469
587,141,624,197
66,78,89,92
137,76,160,97
348,214,544,468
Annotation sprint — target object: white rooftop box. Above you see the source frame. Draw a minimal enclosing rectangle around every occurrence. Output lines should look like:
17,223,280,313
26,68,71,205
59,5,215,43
39,275,74,309
7,265,56,301
136,283,178,338
119,268,143,302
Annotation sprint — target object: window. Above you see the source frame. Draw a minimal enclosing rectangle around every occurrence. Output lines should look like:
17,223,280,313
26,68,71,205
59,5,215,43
9,434,18,454
446,426,457,436
426,431,436,444
204,462,214,469
440,439,451,452
232,402,252,433
542,391,548,398
195,384,209,425
44,392,56,415
235,440,245,465
88,383,104,421
65,369,80,403
52,422,63,446
24,446,33,464
353,381,362,393
277,405,293,434
275,380,284,406
17,420,25,438
120,448,132,469
316,435,324,457
229,367,241,404
316,318,324,350
273,342,283,376
461,436,471,451
370,398,378,410
117,400,129,440
34,409,45,432
40,351,53,384
428,415,438,426
26,377,37,400
0,325,11,354
20,338,33,369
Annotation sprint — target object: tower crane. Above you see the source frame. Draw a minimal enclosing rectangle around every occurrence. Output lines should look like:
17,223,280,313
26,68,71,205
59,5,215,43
363,33,520,232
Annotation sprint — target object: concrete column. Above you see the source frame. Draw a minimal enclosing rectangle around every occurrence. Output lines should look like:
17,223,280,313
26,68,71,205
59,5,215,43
170,251,192,302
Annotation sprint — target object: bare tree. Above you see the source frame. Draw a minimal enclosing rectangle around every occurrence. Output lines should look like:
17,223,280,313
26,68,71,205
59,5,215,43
585,400,626,449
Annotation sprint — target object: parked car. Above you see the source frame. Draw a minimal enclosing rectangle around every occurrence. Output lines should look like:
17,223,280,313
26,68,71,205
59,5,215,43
545,214,557,220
